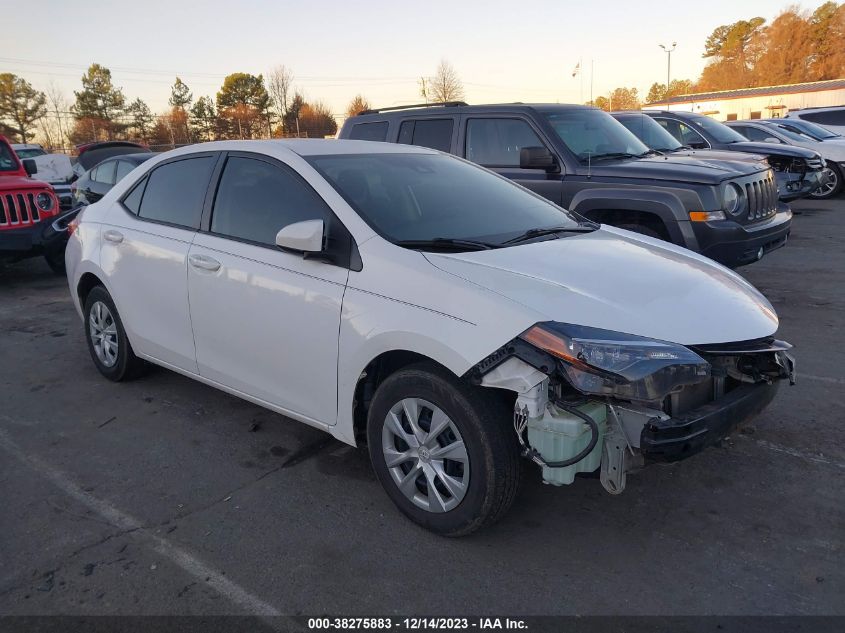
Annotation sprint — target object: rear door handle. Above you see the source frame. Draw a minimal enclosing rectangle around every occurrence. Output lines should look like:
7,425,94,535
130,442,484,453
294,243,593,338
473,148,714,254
103,229,124,243
189,253,222,272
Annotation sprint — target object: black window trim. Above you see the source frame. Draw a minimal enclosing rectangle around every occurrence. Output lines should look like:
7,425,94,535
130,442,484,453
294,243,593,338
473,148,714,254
117,151,222,230
463,115,552,169
199,150,359,270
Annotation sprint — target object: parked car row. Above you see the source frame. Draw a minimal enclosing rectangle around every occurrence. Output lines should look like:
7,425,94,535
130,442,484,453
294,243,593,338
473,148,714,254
723,118,845,199
341,103,793,268
0,138,153,274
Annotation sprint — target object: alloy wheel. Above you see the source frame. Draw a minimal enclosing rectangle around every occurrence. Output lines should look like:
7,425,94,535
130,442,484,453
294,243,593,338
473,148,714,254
381,397,470,513
812,166,839,198
89,301,119,367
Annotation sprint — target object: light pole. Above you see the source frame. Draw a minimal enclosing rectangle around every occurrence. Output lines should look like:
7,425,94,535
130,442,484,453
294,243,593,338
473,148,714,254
659,42,677,95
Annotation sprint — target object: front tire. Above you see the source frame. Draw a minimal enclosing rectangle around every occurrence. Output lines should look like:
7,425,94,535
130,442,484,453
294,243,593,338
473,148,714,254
44,248,66,275
367,362,520,536
83,286,146,381
810,162,842,200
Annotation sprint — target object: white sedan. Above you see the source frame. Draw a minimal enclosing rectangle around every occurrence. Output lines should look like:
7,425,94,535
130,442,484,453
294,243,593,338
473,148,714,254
65,140,795,535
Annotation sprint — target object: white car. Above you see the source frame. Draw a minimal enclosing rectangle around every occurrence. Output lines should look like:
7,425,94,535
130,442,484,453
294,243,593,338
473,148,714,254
65,140,795,535
725,119,845,199
786,106,845,136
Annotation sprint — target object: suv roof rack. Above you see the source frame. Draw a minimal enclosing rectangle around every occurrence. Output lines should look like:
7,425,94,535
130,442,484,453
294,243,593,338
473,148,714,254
357,101,468,115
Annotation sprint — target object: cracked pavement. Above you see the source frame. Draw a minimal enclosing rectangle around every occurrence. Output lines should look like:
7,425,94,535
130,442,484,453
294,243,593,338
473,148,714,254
0,197,843,616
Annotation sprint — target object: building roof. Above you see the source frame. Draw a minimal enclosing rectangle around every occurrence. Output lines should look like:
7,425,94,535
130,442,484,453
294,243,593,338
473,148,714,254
646,78,845,106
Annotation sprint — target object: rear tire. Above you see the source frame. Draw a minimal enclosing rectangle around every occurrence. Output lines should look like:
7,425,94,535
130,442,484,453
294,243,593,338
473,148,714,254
809,162,842,200
83,286,147,382
367,362,521,536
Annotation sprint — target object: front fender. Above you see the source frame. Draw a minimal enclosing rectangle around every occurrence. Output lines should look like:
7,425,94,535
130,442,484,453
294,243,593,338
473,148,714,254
569,187,698,250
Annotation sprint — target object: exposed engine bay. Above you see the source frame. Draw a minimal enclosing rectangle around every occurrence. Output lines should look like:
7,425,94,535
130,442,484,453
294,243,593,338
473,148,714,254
467,324,796,494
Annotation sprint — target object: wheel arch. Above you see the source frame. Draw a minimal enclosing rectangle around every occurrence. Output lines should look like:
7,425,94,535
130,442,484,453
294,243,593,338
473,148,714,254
569,187,696,249
348,349,459,447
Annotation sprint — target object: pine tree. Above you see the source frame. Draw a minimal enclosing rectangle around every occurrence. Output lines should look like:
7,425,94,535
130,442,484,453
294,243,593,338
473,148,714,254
0,73,47,143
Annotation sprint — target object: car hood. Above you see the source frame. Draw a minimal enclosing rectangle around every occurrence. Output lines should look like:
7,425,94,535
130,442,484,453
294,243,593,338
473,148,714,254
581,154,765,184
722,141,817,160
669,148,768,166
0,175,52,190
424,227,778,346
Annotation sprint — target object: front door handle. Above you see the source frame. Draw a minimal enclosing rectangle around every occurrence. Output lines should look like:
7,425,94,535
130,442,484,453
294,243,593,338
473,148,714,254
189,253,222,272
103,229,124,243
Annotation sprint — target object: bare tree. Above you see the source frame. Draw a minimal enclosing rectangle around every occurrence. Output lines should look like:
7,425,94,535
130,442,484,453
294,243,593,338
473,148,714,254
424,60,465,103
267,65,294,133
345,94,371,118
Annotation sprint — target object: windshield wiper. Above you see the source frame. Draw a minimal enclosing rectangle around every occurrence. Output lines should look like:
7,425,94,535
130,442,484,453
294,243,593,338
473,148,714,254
637,149,662,157
502,224,597,245
580,152,639,163
395,238,497,251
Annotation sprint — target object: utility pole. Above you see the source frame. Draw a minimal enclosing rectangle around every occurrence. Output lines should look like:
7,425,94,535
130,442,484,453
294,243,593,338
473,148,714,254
659,42,677,96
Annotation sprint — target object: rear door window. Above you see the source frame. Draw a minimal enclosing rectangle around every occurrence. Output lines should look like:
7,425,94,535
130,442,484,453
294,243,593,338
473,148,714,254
348,121,389,142
397,119,454,152
465,118,545,166
115,160,136,182
137,156,215,229
92,161,117,185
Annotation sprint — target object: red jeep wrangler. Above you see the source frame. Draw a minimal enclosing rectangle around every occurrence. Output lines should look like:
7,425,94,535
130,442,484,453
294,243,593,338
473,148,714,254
1,135,63,273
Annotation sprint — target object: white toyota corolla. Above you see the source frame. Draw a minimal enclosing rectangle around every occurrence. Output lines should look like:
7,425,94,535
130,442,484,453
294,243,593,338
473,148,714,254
65,140,795,535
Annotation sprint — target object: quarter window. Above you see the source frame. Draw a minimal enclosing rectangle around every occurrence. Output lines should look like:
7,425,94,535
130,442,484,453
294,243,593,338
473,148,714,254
397,119,453,152
122,177,146,214
137,156,215,229
466,118,545,166
210,156,332,246
348,121,389,142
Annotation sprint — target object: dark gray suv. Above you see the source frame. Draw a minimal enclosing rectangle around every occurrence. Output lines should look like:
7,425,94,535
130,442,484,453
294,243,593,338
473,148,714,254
339,103,792,268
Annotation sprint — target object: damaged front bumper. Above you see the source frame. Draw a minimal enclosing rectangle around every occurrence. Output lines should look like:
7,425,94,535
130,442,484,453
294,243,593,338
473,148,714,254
639,380,779,461
469,331,796,494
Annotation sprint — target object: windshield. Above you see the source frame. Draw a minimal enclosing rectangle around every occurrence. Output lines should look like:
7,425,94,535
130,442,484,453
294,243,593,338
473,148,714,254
766,124,817,144
542,109,650,161
14,148,46,158
780,119,839,140
307,153,579,245
686,115,748,144
616,115,682,151
0,143,19,172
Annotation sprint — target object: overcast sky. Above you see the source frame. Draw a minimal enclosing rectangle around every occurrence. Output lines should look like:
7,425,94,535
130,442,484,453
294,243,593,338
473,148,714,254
2,0,831,119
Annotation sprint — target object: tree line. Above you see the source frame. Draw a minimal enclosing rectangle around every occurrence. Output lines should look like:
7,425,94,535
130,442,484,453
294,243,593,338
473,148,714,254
0,60,467,149
0,65,372,148
589,1,844,111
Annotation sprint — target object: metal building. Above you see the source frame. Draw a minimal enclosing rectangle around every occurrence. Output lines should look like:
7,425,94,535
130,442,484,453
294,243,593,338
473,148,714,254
642,79,845,121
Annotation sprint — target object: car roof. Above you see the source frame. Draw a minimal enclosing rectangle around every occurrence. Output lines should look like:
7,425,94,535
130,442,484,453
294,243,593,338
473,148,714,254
152,139,439,159
350,103,593,120
98,152,156,164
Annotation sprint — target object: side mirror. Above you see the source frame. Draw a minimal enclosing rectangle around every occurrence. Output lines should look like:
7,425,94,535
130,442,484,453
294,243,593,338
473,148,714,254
23,159,38,176
764,137,782,144
275,219,324,253
688,141,708,150
520,146,559,172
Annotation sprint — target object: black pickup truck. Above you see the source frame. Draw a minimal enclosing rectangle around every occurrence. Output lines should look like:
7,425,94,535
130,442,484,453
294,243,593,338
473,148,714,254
339,103,792,268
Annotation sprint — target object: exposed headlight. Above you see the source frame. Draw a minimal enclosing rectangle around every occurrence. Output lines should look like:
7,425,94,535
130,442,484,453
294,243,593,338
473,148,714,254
723,183,743,216
35,192,54,211
520,322,711,402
